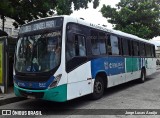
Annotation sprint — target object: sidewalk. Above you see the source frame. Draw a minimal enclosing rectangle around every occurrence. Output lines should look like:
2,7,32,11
0,86,26,106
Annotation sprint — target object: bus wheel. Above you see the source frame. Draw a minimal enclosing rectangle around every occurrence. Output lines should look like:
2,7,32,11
91,76,104,100
139,69,146,83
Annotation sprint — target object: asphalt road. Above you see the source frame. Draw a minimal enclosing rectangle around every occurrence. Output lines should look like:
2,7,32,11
1,71,160,118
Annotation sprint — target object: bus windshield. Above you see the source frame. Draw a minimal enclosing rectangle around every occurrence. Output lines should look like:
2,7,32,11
15,30,62,73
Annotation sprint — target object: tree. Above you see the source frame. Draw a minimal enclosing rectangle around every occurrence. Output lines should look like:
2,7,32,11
0,0,14,30
101,0,160,39
0,0,99,29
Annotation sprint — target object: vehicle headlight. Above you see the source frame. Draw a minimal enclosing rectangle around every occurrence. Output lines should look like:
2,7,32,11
48,74,62,89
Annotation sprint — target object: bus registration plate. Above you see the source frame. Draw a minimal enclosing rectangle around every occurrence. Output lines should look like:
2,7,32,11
27,95,35,99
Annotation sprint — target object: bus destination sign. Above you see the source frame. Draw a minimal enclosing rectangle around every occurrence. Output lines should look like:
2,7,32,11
19,18,63,34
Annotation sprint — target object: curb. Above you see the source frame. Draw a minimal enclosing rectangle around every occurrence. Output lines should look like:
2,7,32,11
0,97,27,106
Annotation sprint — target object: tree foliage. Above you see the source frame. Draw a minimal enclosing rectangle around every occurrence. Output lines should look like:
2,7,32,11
0,0,99,28
101,0,160,39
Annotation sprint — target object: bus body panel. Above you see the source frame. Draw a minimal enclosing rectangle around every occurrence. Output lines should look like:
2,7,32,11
145,58,157,76
91,57,126,87
67,61,92,100
14,84,67,102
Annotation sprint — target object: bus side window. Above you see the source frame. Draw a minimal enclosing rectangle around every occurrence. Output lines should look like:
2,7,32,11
91,30,100,55
133,41,139,56
122,39,129,56
153,45,156,57
66,32,75,61
128,40,132,56
110,35,120,55
118,37,122,55
98,32,106,54
139,42,145,56
150,45,155,57
107,35,112,55
75,35,86,56
66,33,86,61
145,44,151,57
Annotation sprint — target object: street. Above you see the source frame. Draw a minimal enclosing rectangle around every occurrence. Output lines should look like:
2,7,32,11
1,71,160,118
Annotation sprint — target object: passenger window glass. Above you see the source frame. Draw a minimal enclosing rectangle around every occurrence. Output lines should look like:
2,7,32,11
66,33,86,61
146,44,151,57
110,35,119,55
133,41,139,56
91,30,100,55
66,32,75,61
122,39,129,55
75,35,86,56
99,32,106,54
107,35,112,55
139,43,145,56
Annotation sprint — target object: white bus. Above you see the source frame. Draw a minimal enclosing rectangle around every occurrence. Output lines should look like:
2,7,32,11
14,15,156,102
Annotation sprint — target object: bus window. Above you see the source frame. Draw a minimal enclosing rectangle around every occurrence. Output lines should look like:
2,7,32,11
75,35,86,56
91,30,100,55
66,32,75,61
128,40,132,56
150,45,155,57
146,44,151,57
107,35,112,55
139,42,145,56
118,38,122,55
122,39,129,56
98,32,106,54
153,45,156,57
133,41,139,56
66,33,86,61
110,35,120,55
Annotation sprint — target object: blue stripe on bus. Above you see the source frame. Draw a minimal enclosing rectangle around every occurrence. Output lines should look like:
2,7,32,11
91,57,125,79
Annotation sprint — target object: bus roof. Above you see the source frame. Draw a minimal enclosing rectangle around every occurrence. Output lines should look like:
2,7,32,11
21,15,154,45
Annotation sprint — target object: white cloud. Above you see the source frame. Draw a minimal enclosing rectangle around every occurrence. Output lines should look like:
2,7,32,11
149,36,160,47
71,0,120,29
151,36,160,41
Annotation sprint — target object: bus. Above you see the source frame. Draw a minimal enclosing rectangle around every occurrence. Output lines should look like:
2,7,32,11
14,15,156,102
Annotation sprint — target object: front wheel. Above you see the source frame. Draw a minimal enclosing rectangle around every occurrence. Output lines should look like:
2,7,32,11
91,76,104,100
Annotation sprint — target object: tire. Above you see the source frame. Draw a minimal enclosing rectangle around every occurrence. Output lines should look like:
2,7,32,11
91,76,104,100
139,69,146,83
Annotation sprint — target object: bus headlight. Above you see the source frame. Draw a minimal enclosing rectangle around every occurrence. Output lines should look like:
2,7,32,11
48,74,62,89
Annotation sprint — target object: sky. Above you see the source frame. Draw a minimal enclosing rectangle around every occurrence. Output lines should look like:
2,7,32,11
70,0,160,47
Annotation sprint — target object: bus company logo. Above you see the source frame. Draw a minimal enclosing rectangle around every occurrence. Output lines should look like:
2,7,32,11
109,62,124,69
104,62,109,69
2,110,11,115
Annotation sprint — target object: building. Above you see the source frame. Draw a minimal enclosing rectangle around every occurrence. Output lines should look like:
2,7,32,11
0,17,19,37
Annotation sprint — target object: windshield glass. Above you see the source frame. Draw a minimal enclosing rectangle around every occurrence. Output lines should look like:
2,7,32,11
15,30,62,72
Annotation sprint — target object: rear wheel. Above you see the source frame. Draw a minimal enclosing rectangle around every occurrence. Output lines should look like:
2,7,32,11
91,76,104,100
139,69,146,83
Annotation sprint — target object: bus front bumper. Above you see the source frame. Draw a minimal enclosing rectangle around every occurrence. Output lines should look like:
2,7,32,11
14,84,67,102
